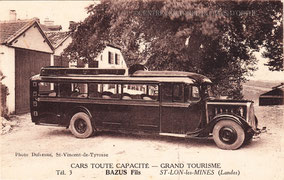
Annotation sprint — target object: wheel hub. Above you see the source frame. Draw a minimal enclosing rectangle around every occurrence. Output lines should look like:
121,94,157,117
74,119,87,134
219,126,237,144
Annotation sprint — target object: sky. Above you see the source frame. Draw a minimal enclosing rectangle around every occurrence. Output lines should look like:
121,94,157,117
0,1,95,30
249,52,283,82
0,1,283,82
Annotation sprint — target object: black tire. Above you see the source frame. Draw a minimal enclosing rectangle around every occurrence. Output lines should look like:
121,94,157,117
244,133,253,145
70,112,93,138
213,120,245,150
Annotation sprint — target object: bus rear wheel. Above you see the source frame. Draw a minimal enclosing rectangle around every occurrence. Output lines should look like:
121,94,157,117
70,112,93,138
213,120,245,150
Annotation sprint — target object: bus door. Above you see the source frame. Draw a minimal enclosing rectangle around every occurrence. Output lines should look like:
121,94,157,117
160,83,202,135
121,84,160,132
88,83,128,129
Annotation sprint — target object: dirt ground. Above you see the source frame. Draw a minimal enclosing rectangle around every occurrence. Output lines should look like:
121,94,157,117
1,105,284,180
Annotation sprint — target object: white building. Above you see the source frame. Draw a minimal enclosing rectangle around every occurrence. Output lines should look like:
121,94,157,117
0,10,128,115
95,44,127,70
68,44,128,75
0,17,54,114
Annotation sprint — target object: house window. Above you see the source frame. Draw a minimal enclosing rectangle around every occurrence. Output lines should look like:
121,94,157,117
108,52,114,64
115,53,120,65
100,55,103,61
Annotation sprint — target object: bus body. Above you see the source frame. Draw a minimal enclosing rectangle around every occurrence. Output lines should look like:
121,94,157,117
30,67,259,150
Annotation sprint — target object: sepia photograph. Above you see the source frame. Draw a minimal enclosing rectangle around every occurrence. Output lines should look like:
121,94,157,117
0,0,283,179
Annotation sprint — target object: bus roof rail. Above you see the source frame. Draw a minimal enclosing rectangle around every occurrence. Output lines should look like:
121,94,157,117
132,70,212,83
40,67,126,76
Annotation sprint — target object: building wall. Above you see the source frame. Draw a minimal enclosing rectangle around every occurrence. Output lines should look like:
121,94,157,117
54,36,72,56
96,46,128,71
67,46,128,74
9,25,53,53
0,23,54,114
0,45,16,114
15,48,51,114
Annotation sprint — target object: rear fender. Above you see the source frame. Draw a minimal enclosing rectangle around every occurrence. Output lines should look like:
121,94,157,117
65,106,94,127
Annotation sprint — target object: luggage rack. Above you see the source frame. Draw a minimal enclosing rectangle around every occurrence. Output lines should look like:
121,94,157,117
40,66,126,76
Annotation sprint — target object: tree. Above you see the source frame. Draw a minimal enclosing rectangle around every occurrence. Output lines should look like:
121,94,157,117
63,0,283,99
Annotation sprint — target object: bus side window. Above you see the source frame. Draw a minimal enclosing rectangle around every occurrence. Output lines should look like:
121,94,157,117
89,83,101,98
90,83,121,99
173,84,184,102
185,85,200,102
147,84,158,100
162,83,172,102
192,86,200,100
71,83,88,98
38,82,57,97
121,84,158,101
58,83,72,97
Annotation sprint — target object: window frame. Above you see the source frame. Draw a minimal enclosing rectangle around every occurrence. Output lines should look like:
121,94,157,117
88,82,121,100
121,83,159,101
172,83,184,102
161,83,185,103
185,84,201,103
108,52,114,64
38,81,57,97
57,82,88,98
115,53,120,65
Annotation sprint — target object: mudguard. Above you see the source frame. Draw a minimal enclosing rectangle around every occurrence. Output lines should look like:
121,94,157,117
65,106,93,127
197,114,251,137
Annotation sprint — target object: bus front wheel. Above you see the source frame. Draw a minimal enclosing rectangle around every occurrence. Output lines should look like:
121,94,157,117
70,112,93,138
213,120,245,150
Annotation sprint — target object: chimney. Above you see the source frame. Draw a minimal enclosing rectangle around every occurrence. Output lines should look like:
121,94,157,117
44,18,54,26
69,21,77,30
9,10,17,21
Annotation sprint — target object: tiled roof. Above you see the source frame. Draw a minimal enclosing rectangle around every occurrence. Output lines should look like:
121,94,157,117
40,24,62,31
0,18,54,50
0,18,70,50
45,31,70,48
0,19,35,44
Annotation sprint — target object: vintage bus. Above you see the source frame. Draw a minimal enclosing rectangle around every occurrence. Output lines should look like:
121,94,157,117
30,67,259,150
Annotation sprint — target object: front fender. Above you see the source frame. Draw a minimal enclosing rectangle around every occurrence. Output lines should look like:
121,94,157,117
200,114,251,136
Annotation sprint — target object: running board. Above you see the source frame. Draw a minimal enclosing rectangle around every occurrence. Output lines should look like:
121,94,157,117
159,130,204,138
36,123,63,127
159,133,186,138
